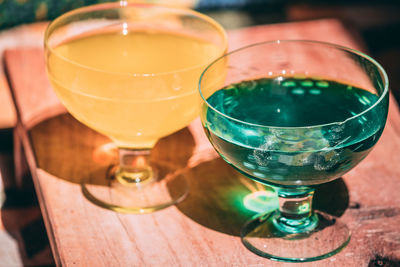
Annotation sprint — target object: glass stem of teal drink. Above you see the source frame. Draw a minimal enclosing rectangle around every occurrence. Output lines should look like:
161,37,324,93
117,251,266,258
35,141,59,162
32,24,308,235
199,40,389,262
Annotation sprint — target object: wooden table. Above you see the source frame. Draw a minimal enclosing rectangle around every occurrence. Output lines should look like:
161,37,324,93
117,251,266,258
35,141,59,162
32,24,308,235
3,19,400,266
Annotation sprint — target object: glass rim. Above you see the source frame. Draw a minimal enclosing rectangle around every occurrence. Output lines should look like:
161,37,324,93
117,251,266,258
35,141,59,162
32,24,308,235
199,39,389,130
44,1,228,77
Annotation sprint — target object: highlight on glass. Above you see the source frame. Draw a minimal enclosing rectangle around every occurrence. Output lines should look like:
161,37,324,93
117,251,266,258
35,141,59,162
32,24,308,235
199,40,389,262
44,2,227,213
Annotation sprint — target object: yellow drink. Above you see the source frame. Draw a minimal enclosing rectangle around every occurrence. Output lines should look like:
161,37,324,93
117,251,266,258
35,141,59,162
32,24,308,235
47,30,226,148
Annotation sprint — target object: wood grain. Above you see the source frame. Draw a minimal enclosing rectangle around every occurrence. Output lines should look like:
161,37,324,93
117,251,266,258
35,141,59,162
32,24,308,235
0,22,48,129
4,19,400,266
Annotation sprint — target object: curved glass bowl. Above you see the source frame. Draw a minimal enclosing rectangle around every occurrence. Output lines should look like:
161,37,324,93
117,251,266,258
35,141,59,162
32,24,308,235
44,2,227,213
199,40,389,261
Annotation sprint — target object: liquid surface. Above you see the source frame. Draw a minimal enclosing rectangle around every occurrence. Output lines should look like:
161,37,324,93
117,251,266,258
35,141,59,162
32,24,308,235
204,77,387,185
53,30,221,75
48,29,225,147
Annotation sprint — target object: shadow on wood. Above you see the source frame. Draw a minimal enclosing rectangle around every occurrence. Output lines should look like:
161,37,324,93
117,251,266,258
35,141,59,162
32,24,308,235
28,113,196,186
176,157,349,236
176,157,256,236
314,178,349,217
0,129,54,266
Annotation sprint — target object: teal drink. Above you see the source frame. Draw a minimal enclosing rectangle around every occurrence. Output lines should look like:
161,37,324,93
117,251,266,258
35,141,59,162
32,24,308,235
199,40,389,262
204,77,387,186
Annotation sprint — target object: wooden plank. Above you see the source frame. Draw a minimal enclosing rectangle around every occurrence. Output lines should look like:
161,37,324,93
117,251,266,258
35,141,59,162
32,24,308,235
0,22,54,267
4,19,400,266
0,22,48,129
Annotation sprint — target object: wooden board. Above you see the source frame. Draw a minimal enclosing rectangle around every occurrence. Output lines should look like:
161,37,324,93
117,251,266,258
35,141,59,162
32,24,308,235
4,19,400,266
0,22,48,129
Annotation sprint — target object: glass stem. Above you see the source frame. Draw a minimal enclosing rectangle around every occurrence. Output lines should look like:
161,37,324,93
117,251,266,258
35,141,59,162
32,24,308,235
115,148,153,185
274,186,318,233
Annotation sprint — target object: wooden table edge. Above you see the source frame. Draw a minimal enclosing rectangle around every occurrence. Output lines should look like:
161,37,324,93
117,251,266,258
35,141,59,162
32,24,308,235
3,54,63,266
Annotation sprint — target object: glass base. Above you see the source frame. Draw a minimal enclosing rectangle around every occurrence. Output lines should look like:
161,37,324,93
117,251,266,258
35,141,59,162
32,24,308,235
81,162,188,214
241,211,350,262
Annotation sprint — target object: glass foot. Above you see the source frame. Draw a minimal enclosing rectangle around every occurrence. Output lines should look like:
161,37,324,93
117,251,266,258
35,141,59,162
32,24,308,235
81,162,188,214
241,211,350,262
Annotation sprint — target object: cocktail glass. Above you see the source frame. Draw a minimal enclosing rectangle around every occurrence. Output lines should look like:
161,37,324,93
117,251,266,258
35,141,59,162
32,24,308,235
199,40,389,261
44,2,227,213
